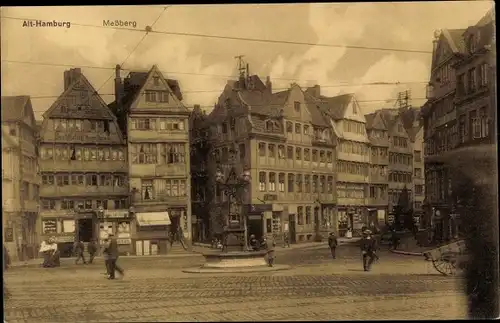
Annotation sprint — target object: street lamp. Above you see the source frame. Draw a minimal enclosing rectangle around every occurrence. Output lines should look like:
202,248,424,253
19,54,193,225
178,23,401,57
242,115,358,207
213,154,251,252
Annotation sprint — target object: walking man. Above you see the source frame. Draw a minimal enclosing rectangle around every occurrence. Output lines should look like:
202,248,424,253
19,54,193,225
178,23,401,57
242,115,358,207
328,232,338,259
103,234,124,280
283,231,290,248
74,240,86,264
87,239,98,264
360,229,378,271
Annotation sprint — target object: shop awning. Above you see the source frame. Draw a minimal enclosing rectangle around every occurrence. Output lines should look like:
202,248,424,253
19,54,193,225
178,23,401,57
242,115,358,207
136,212,171,226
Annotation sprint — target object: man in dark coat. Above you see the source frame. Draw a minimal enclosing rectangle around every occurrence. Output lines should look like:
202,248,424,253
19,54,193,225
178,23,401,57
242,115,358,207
103,234,124,279
360,229,378,271
87,239,98,264
328,232,338,259
73,240,86,264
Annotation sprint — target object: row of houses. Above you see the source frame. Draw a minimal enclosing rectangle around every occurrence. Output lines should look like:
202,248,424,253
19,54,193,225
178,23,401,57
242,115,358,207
421,9,495,242
2,62,429,260
190,62,425,245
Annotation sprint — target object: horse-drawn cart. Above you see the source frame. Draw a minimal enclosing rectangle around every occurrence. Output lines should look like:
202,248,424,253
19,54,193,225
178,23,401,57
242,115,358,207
423,239,469,276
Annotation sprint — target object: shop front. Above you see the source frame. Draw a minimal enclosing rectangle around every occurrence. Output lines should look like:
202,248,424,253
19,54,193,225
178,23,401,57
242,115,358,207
337,206,367,237
366,208,387,233
132,211,172,256
99,209,133,255
40,210,82,257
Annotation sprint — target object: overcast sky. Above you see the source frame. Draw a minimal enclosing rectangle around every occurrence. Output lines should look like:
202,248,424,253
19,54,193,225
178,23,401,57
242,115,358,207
1,2,494,120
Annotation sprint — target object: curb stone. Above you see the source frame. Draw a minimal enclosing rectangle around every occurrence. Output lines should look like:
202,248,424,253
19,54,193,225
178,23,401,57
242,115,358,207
390,249,424,256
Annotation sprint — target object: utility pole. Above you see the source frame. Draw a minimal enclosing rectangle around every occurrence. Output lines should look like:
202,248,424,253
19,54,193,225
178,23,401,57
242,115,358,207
397,89,412,110
234,55,246,78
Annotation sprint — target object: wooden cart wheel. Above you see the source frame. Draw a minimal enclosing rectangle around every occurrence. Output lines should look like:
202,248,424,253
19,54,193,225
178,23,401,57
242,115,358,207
432,253,458,276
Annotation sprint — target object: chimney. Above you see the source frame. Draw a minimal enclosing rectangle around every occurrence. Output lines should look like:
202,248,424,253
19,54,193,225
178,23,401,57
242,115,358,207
63,68,82,91
193,104,201,112
265,76,272,94
312,84,321,98
114,64,124,107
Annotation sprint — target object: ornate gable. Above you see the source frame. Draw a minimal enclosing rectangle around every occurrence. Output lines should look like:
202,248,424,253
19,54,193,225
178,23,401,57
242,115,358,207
129,65,188,114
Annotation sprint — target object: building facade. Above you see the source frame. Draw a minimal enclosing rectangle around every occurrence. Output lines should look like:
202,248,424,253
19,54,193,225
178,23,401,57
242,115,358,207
206,66,336,244
307,88,370,237
38,68,129,256
112,65,192,255
364,110,389,230
189,105,211,243
422,10,494,241
1,96,40,261
408,125,425,228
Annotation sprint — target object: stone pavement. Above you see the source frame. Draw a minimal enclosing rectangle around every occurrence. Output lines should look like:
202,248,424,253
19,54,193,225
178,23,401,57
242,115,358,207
4,251,468,322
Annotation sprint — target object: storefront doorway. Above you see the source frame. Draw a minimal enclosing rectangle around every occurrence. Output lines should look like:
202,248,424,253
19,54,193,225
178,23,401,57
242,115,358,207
77,218,94,242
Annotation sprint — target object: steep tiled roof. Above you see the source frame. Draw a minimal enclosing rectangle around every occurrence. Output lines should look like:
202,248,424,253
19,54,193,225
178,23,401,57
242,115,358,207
399,107,421,130
365,113,376,129
379,109,398,130
318,93,354,120
1,96,30,121
304,93,330,127
406,126,422,142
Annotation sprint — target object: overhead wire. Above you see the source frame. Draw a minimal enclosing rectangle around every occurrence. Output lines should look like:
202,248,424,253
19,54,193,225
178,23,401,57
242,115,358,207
1,15,433,55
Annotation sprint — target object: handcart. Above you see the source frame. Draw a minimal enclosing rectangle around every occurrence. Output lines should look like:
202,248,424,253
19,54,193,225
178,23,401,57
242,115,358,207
423,239,469,276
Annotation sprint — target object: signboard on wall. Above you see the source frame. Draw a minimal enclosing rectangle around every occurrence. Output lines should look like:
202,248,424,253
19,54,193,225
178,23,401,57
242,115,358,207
4,228,14,242
117,238,132,245
42,220,57,234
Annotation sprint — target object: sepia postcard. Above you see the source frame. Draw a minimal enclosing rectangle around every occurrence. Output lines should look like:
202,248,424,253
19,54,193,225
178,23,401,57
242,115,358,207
1,3,498,322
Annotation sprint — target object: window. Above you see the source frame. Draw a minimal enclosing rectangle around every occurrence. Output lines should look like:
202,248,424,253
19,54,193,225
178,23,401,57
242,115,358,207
304,175,311,193
295,147,301,160
466,34,476,53
265,120,274,132
161,143,185,164
305,207,312,224
312,175,318,193
479,64,488,87
303,125,309,135
295,123,301,134
159,118,184,131
132,143,157,164
414,150,421,162
286,121,293,133
278,173,285,192
41,199,56,210
414,168,422,178
142,180,154,200
153,76,160,86
288,174,294,193
268,173,276,191
61,200,75,210
415,185,424,195
297,207,304,225
312,149,318,162
42,175,55,185
303,148,310,161
268,144,276,158
286,146,293,159
239,144,246,161
467,68,477,93
319,151,326,163
327,176,333,193
326,151,333,163
320,176,326,193
145,91,157,102
457,74,465,96
259,172,266,192
258,143,266,157
132,118,156,130
294,101,300,112
296,174,302,193
471,111,481,139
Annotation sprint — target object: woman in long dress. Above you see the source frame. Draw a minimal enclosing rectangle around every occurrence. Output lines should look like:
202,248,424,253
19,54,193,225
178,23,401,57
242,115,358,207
39,237,60,268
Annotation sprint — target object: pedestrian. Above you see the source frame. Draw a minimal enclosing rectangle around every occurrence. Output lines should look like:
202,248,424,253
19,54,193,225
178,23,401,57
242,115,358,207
73,240,87,265
328,232,338,259
283,231,290,248
103,234,124,280
360,229,378,272
261,236,276,267
391,229,400,250
249,234,259,251
87,239,98,264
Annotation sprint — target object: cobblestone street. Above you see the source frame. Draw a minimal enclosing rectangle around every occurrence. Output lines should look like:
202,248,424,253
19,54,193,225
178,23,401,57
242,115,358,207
4,246,468,322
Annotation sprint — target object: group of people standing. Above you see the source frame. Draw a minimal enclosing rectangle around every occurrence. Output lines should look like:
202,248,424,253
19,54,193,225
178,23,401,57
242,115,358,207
248,234,276,267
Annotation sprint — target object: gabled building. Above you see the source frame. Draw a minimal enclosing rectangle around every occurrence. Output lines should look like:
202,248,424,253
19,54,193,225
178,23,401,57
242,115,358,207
111,65,192,255
206,64,336,245
1,96,40,261
380,110,414,218
407,124,425,227
38,68,128,256
364,110,389,229
308,89,370,237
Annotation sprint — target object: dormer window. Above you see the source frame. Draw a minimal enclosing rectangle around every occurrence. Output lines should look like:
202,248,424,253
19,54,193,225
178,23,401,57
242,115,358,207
466,34,476,54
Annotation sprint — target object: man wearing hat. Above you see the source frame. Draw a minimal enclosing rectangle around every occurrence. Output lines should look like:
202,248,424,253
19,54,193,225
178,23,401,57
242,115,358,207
328,232,338,259
103,233,124,279
360,229,378,271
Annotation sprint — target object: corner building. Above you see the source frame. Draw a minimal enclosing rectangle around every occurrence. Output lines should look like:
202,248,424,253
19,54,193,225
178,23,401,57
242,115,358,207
111,65,192,255
39,68,129,255
207,69,336,244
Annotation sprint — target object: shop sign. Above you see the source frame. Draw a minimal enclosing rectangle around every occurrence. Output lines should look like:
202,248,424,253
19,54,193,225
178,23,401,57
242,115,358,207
4,228,14,242
117,238,131,245
104,210,129,219
247,204,272,213
54,235,75,243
